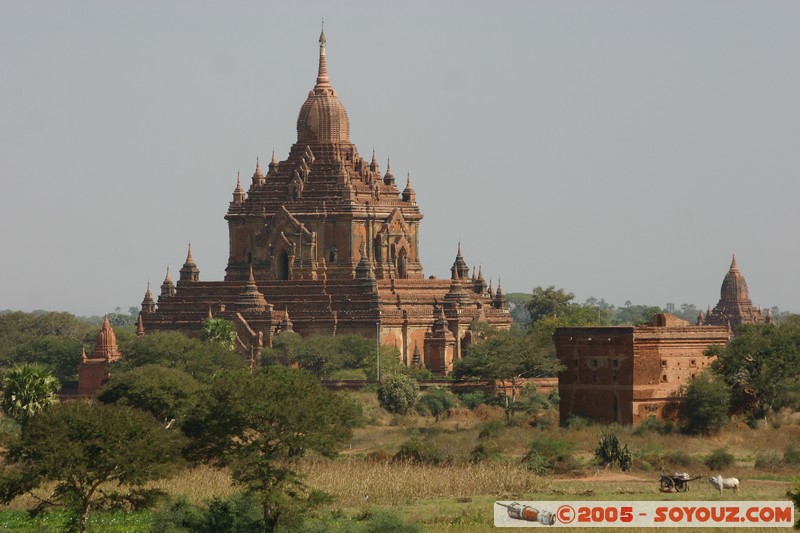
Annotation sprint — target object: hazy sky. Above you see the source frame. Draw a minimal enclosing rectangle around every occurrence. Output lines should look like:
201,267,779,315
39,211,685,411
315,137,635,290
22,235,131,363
1,1,798,317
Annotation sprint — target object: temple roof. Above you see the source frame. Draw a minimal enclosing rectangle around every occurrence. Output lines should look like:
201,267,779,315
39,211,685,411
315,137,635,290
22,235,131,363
296,29,350,143
720,254,751,304
90,315,121,361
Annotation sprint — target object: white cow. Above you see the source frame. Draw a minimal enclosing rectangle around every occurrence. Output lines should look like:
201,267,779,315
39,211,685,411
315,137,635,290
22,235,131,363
708,475,739,494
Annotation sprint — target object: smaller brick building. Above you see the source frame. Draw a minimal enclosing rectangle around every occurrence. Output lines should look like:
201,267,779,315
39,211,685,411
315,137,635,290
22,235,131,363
77,315,122,396
554,314,729,425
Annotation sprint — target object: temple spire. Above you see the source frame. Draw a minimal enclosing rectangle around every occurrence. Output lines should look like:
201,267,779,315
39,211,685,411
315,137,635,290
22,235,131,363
383,157,395,186
730,253,738,272
402,173,416,203
315,23,331,91
160,266,176,297
180,243,200,283
233,172,245,203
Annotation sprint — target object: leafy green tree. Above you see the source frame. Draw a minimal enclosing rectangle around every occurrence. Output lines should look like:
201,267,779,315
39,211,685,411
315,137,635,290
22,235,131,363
262,333,405,380
261,331,304,366
709,316,800,419
1,363,60,426
117,331,246,383
453,328,562,421
182,366,361,532
10,336,83,383
526,286,575,324
612,304,663,326
525,287,613,359
97,365,202,427
107,312,136,327
202,318,237,351
0,312,96,370
0,400,184,533
505,293,532,327
377,373,419,414
680,370,730,435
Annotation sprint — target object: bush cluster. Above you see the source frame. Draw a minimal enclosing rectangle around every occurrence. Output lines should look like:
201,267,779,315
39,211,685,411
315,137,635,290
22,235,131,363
394,438,447,465
632,416,676,436
703,448,735,471
525,436,580,475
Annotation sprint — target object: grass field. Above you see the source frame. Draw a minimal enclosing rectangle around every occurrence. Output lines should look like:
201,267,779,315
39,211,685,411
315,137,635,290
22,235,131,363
1,391,798,531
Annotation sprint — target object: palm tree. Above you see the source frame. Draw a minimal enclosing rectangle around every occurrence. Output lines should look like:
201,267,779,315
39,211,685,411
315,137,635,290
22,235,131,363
2,363,60,425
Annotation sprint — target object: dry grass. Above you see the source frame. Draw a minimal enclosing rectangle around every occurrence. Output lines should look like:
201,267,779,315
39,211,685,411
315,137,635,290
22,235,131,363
146,464,236,505
298,458,550,507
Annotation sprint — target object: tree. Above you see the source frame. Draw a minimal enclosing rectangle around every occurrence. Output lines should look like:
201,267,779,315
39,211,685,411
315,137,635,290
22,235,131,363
202,318,237,351
10,336,83,383
525,287,613,358
0,401,184,533
97,365,202,427
261,333,405,380
377,374,419,414
526,286,575,324
117,331,246,383
710,316,800,419
505,293,532,327
182,366,361,532
680,371,730,435
107,312,136,327
1,363,60,426
453,328,563,421
0,312,95,370
612,304,663,326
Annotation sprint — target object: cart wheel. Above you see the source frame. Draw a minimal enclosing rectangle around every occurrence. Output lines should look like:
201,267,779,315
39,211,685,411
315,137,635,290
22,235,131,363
679,483,689,492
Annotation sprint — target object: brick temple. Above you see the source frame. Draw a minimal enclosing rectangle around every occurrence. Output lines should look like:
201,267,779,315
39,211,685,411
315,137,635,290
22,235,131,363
78,315,122,396
555,313,729,425
138,30,511,372
696,254,769,331
555,255,769,425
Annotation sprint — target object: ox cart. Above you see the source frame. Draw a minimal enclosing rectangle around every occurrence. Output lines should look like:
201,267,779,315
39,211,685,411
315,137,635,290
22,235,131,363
659,473,702,492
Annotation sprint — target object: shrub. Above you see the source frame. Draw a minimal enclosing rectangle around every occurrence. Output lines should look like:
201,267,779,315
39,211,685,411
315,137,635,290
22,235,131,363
415,387,457,420
407,367,434,381
594,431,632,471
784,444,800,465
355,509,422,533
470,443,503,463
151,493,264,533
525,436,579,475
394,438,446,464
377,374,419,415
787,481,800,529
754,451,783,471
478,420,505,439
547,389,560,406
633,416,675,436
564,415,589,430
666,450,696,469
704,448,735,471
457,390,491,410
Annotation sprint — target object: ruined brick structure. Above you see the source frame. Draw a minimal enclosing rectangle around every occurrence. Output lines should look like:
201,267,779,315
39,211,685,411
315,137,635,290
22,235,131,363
554,314,729,425
697,255,769,331
139,30,511,372
77,315,122,396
